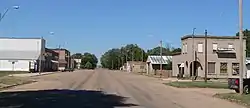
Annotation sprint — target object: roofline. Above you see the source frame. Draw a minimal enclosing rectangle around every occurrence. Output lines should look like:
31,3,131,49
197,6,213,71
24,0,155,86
181,35,246,40
172,52,182,56
51,48,70,52
0,37,44,40
148,55,172,57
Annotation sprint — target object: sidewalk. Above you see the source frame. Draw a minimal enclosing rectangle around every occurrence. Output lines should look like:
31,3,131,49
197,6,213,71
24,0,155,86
8,72,58,77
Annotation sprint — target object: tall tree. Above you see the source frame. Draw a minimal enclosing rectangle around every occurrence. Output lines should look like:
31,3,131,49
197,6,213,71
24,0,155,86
171,48,181,54
81,52,98,69
120,44,146,62
101,44,146,69
236,29,250,57
147,46,171,56
71,53,82,59
84,62,93,69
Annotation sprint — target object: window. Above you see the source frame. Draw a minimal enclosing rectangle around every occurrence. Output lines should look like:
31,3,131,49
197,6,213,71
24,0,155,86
182,44,185,54
220,63,228,74
185,44,188,53
228,44,234,49
182,43,188,54
208,62,215,75
232,63,239,75
213,43,218,51
198,43,203,53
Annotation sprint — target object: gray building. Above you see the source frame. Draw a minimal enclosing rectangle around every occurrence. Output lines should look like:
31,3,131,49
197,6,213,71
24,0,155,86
0,37,46,72
172,35,246,79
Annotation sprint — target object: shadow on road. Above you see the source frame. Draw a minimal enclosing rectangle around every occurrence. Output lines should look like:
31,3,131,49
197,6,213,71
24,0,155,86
0,89,138,108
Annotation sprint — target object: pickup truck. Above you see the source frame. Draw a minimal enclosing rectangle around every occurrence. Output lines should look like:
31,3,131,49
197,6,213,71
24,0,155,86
228,78,250,94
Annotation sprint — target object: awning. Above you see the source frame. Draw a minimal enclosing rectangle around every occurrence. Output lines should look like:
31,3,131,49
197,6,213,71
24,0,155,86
179,63,184,67
51,60,59,63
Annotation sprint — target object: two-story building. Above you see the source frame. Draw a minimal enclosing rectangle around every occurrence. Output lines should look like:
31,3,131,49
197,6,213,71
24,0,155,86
172,35,246,79
52,48,71,71
44,48,59,71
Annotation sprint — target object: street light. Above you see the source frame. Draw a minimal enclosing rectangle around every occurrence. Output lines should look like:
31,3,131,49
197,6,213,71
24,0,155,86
0,6,19,22
192,28,196,81
239,0,244,94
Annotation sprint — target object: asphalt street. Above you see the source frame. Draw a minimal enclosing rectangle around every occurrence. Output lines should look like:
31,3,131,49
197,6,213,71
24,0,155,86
0,69,245,108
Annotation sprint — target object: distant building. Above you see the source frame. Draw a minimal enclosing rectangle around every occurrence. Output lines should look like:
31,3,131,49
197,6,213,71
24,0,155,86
146,55,172,75
44,48,59,71
0,37,46,72
172,35,246,78
74,59,81,69
125,61,146,73
52,48,71,71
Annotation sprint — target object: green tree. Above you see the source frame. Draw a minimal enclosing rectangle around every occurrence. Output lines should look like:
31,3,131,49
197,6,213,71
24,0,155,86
236,29,250,57
71,53,82,59
84,62,93,69
81,52,98,69
101,44,146,69
171,48,181,54
101,48,122,69
120,44,147,62
147,45,172,56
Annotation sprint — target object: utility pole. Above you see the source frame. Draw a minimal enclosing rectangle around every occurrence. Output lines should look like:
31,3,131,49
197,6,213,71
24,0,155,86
160,40,163,78
39,37,43,74
112,59,114,70
192,28,196,81
239,0,244,94
204,30,208,83
141,49,144,62
132,51,134,62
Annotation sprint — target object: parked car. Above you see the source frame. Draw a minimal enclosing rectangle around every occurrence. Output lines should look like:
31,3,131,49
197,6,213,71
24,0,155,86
61,68,75,72
228,78,250,94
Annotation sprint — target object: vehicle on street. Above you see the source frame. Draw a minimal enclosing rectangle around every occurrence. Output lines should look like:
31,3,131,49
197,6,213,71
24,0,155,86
228,77,250,94
61,68,74,72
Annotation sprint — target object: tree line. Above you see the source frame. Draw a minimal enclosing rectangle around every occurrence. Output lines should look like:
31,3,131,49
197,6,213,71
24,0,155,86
100,44,181,70
237,29,250,57
71,52,98,69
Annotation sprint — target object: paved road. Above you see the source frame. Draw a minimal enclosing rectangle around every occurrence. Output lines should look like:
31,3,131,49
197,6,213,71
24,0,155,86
0,69,245,108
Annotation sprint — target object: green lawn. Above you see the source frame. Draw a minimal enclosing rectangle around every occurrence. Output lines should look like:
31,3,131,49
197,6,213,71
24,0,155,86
214,93,250,107
0,71,29,77
165,81,228,89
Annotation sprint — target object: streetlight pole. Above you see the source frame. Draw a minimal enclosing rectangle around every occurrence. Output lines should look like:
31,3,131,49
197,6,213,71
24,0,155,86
192,28,196,81
0,6,19,22
204,30,208,83
239,0,244,94
39,37,43,74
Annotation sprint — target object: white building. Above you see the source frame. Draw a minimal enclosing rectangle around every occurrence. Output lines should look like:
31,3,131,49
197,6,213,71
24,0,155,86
74,59,81,69
0,38,46,72
146,55,172,75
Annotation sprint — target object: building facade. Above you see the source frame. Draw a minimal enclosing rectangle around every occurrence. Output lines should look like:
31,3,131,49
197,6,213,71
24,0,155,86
172,35,246,79
125,61,146,73
0,38,46,72
146,55,172,75
74,59,81,69
44,48,59,71
52,49,71,71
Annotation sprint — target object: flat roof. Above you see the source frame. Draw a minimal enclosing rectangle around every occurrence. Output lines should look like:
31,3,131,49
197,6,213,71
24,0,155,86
0,37,44,39
181,35,243,40
51,48,70,52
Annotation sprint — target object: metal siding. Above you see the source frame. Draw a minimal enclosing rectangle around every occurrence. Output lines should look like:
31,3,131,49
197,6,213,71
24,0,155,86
0,39,45,60
0,60,29,71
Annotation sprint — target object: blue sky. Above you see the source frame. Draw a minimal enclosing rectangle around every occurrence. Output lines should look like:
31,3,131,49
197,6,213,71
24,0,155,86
1,0,249,60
